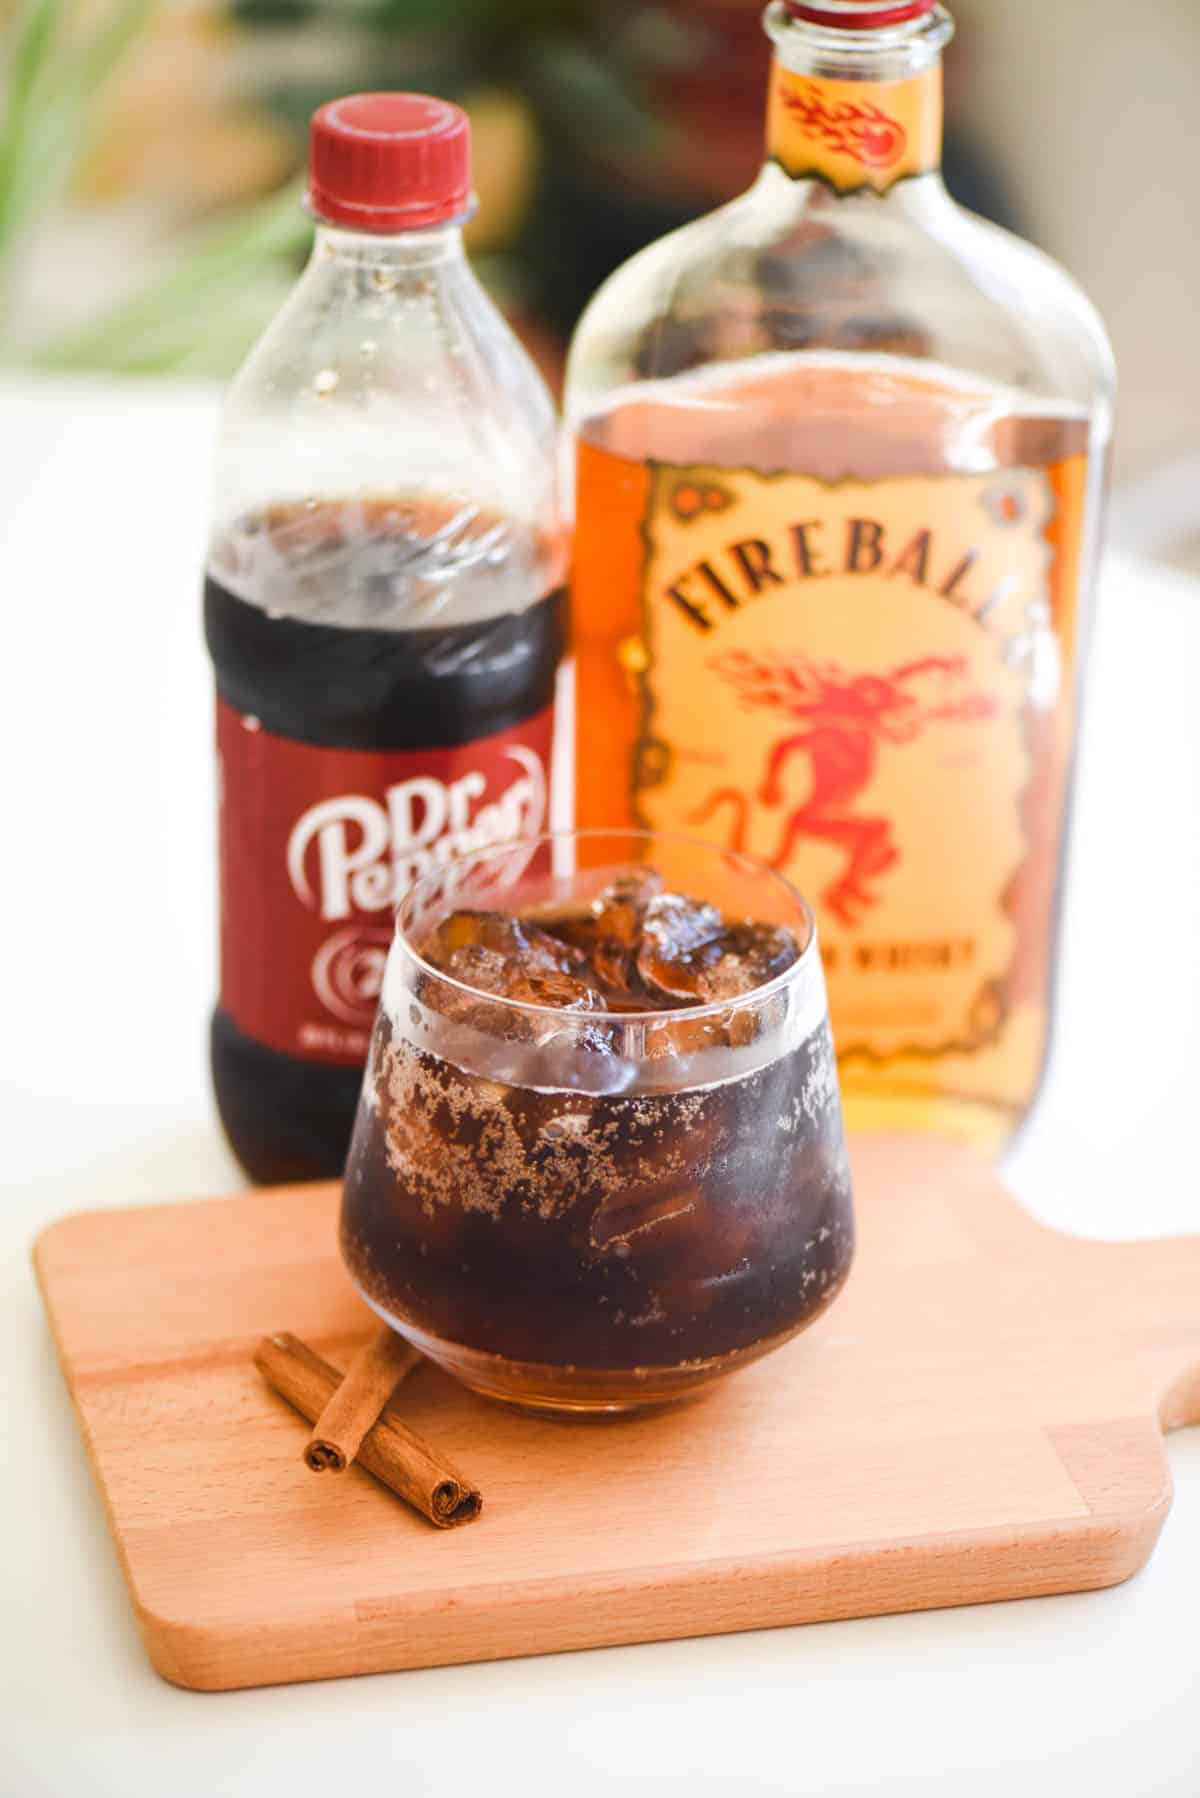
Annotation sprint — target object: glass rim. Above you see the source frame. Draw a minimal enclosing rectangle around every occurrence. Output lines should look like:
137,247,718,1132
393,826,820,1026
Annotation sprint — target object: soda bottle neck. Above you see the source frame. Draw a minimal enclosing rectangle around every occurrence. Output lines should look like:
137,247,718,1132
763,0,952,196
310,216,469,272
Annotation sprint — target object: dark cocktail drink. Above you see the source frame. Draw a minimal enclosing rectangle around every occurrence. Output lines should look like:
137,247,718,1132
341,831,854,1412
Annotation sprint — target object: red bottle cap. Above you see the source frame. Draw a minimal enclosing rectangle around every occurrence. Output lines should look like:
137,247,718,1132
782,0,936,27
309,93,471,233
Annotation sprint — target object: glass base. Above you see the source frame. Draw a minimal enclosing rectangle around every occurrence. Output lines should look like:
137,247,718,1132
355,1288,835,1416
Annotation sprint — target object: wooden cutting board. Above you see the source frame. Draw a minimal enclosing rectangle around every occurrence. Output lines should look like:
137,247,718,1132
33,1137,1200,1692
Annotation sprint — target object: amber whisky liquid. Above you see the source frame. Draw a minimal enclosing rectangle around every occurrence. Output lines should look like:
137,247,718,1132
572,356,1095,1150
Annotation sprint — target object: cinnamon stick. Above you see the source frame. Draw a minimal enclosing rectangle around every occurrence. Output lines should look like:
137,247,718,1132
303,1326,420,1473
254,1332,482,1528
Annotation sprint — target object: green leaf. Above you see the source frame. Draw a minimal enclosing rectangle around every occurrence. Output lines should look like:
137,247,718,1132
32,179,311,372
0,0,66,254
0,0,159,294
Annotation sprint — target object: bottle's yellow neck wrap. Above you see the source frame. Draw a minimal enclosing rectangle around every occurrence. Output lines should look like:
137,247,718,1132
767,60,943,194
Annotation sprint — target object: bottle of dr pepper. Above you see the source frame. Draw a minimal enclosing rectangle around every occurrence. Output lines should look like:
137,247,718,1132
205,94,569,1184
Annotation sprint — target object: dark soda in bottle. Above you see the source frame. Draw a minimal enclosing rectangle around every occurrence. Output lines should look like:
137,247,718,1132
205,95,568,1183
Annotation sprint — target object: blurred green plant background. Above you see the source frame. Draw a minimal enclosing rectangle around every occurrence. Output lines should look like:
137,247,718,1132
1,0,788,383
6,0,1200,484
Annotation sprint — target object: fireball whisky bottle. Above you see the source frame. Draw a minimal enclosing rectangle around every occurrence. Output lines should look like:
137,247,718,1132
565,0,1114,1152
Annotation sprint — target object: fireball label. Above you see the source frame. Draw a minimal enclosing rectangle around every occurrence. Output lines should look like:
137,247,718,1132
767,62,941,193
216,703,555,1064
633,464,1056,1061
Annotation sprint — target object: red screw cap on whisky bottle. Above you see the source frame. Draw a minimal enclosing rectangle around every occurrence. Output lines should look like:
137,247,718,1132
783,0,937,26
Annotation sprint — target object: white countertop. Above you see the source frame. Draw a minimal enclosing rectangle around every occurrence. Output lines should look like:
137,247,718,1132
3,376,1199,1797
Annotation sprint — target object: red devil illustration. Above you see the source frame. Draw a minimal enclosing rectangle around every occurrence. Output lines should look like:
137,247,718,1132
689,649,996,927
